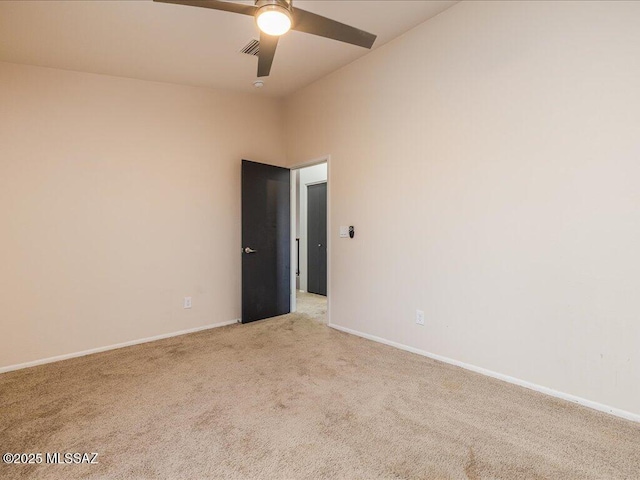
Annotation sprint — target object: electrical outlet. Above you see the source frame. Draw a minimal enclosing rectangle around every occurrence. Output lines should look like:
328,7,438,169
416,309,425,326
183,297,192,309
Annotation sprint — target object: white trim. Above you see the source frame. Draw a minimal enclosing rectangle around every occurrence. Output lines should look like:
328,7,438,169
328,323,640,424
289,156,330,171
0,319,239,374
305,179,327,188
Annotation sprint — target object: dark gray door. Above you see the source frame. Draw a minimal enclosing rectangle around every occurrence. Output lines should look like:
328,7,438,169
307,182,327,296
241,160,290,323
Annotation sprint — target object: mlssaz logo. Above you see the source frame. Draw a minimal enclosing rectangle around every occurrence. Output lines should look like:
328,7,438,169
46,452,99,464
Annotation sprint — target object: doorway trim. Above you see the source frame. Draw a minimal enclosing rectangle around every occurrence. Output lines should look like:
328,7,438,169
289,155,331,325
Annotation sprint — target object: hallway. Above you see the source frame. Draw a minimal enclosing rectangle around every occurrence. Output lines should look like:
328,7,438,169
296,291,327,323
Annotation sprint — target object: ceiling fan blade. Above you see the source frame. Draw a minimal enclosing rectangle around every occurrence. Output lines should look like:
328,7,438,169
153,0,256,16
291,8,376,49
258,32,279,77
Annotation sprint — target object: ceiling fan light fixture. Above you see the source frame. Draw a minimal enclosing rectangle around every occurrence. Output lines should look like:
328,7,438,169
256,4,292,37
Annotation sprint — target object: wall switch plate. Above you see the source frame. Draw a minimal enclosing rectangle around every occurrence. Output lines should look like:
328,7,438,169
339,226,349,238
416,310,425,326
183,297,192,309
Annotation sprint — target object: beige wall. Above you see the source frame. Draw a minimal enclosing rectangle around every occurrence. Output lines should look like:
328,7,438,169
285,1,640,416
0,62,284,368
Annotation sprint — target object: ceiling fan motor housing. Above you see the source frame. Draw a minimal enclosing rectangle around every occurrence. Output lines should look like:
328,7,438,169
255,0,294,20
255,0,293,36
255,0,292,10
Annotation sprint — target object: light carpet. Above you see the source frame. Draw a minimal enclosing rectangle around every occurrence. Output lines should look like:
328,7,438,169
1,293,639,479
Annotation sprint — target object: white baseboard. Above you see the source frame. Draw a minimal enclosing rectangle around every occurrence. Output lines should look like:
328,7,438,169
0,319,239,374
328,323,640,424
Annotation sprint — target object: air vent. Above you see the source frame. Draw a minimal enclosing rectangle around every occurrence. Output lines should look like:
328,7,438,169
240,39,260,57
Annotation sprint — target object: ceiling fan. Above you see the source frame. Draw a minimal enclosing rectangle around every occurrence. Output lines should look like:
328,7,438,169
153,0,377,77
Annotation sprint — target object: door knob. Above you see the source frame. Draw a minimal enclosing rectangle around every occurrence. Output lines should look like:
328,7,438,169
244,247,257,254
318,244,322,247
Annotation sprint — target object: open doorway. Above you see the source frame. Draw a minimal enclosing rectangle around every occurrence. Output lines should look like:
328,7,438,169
290,160,328,323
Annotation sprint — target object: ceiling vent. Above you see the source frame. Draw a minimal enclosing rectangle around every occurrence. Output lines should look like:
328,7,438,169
240,39,260,57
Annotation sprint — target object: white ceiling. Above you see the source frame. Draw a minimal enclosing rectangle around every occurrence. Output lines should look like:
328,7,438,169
0,0,457,97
